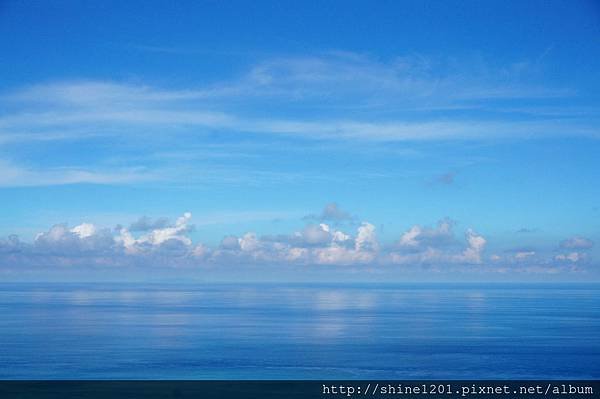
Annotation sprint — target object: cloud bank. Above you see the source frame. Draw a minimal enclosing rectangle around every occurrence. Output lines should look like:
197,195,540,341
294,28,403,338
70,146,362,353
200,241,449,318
0,210,594,274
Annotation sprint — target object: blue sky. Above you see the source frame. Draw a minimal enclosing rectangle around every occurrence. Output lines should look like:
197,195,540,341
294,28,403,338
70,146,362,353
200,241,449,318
0,1,599,281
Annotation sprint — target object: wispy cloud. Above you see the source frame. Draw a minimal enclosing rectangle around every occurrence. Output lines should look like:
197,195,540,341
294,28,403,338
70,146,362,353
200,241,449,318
1,53,596,143
0,52,597,188
0,160,155,187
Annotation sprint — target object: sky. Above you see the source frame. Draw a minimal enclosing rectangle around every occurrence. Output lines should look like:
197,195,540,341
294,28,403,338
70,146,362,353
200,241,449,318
0,0,599,282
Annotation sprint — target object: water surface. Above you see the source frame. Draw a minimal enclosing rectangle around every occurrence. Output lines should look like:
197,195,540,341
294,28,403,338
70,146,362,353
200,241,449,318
1,283,598,379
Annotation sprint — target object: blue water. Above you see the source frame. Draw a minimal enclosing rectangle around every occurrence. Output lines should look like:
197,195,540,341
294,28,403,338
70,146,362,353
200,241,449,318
0,283,599,379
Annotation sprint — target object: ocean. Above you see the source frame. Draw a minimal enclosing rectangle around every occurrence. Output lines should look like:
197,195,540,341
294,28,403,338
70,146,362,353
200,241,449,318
0,283,598,379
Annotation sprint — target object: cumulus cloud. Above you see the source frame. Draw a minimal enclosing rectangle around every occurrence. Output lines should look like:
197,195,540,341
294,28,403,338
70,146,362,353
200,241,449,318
388,220,487,266
71,223,97,238
0,211,594,273
397,218,456,250
303,202,354,223
209,221,377,266
560,236,594,250
300,224,332,245
0,210,380,268
554,236,594,265
0,234,24,254
552,236,594,265
460,229,487,264
555,252,587,263
128,216,170,232
219,235,241,250
117,212,194,253
3,213,200,268
34,223,115,255
300,222,379,265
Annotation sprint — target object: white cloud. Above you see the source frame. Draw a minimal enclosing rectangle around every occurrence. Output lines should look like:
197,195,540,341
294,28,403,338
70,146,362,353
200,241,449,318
209,221,380,266
70,223,97,239
398,218,455,249
398,225,421,247
514,251,536,260
117,212,193,252
390,221,486,265
0,53,596,189
313,245,376,265
33,222,115,257
8,81,205,106
1,53,596,150
560,236,594,250
555,252,586,263
355,222,378,252
304,224,332,245
219,235,241,250
238,232,260,252
224,52,571,102
293,222,380,266
0,209,594,272
304,202,353,222
0,159,154,187
551,236,594,265
460,229,487,264
128,216,170,232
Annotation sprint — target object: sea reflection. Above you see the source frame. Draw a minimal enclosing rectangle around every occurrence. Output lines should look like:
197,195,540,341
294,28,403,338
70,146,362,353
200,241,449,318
0,283,599,379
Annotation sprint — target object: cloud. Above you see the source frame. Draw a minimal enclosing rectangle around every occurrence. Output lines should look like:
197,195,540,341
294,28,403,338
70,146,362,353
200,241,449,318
355,222,378,252
0,235,25,254
300,224,333,246
13,212,204,267
7,80,204,107
219,235,241,250
128,216,171,232
552,236,594,265
516,228,537,233
460,229,487,264
555,252,587,263
514,251,536,260
435,172,455,185
6,100,592,144
1,53,596,149
559,236,594,250
117,212,194,253
487,249,543,265
286,222,378,265
304,202,353,223
0,53,597,189
0,212,378,267
0,210,594,273
397,218,456,250
0,159,154,187
224,52,572,102
388,220,487,266
33,223,116,256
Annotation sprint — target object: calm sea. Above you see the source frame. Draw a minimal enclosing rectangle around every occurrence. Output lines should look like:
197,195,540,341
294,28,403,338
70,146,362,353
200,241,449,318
0,283,599,379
